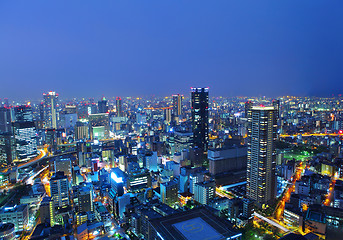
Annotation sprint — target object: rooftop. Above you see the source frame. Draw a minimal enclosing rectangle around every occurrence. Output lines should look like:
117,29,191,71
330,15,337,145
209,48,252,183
149,207,241,240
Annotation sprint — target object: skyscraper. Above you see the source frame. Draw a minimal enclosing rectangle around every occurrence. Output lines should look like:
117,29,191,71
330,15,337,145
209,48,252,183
13,105,37,159
0,107,13,133
272,99,281,119
172,94,182,120
78,186,93,213
191,87,209,152
116,97,123,117
194,180,215,205
14,105,33,122
98,97,108,113
160,180,178,206
246,106,277,206
50,171,69,208
43,91,58,129
244,101,253,118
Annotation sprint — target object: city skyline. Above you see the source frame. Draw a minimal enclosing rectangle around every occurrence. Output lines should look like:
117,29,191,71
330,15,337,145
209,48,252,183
1,1,343,100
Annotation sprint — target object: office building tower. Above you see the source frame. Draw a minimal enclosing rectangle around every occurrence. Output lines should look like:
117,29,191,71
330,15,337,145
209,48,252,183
163,108,172,124
50,171,70,208
0,107,13,133
0,133,16,167
0,205,29,232
43,91,58,129
54,157,72,177
190,146,203,167
189,170,205,194
116,97,123,117
78,186,93,213
174,130,193,153
13,105,37,159
244,101,253,118
128,168,151,191
242,198,255,220
272,99,281,119
246,106,277,206
191,87,209,152
172,94,182,120
98,97,108,113
145,151,158,172
110,168,125,197
194,180,215,205
88,113,109,140
60,105,77,130
14,105,33,122
160,180,178,206
39,196,55,227
208,145,248,176
116,193,130,219
75,121,89,140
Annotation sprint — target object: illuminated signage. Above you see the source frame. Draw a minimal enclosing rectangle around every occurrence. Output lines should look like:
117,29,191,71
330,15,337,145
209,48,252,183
111,172,123,183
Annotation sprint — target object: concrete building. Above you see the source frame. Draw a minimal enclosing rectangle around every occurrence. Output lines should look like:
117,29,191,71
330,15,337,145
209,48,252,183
50,171,69,208
0,205,29,232
160,180,178,206
194,180,215,205
208,145,247,175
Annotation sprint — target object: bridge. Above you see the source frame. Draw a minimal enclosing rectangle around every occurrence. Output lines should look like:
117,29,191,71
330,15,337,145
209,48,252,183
280,132,343,138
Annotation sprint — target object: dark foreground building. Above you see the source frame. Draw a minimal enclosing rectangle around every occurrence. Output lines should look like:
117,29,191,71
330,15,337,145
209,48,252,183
150,207,242,240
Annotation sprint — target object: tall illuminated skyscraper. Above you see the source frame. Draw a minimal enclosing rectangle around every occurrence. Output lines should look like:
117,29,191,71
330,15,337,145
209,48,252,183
43,91,58,129
50,171,69,208
116,97,123,117
172,94,182,119
13,105,37,159
191,87,209,152
245,101,253,118
0,107,13,133
98,97,108,113
246,105,277,206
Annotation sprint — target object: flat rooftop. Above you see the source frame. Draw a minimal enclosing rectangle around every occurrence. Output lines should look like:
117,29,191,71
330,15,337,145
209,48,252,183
150,207,242,240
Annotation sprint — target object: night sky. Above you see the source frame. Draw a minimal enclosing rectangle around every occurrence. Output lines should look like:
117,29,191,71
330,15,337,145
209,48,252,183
1,0,343,100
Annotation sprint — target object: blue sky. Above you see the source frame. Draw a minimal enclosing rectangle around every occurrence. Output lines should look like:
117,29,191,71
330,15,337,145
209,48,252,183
0,0,342,100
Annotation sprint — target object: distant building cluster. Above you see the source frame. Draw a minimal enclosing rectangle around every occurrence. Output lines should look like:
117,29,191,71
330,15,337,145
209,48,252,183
0,93,342,239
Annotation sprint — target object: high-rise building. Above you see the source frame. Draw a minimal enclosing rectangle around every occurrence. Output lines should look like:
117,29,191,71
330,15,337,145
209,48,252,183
194,180,215,205
43,91,58,129
0,107,13,133
13,105,37,159
0,205,29,232
160,180,178,206
60,105,77,130
98,97,108,114
39,196,55,227
208,145,248,176
163,108,172,124
50,171,69,208
75,121,89,140
272,99,281,119
0,133,16,167
246,106,277,206
116,97,123,117
191,87,209,152
172,94,182,120
14,105,33,122
54,157,72,177
244,101,253,119
110,168,125,197
78,186,93,213
88,113,109,140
